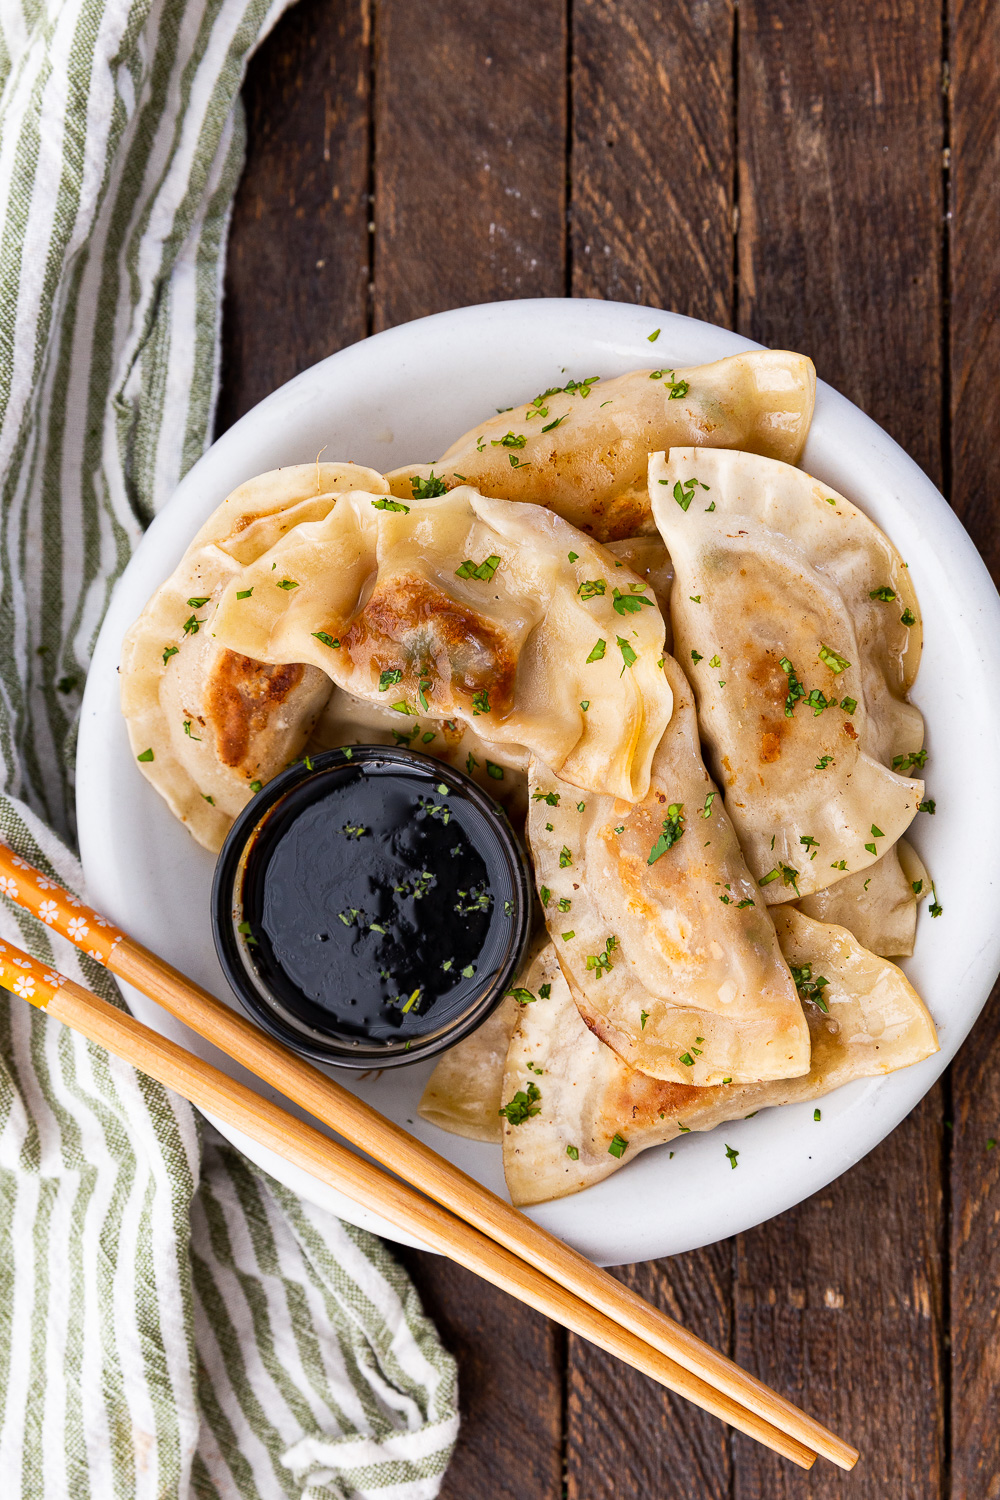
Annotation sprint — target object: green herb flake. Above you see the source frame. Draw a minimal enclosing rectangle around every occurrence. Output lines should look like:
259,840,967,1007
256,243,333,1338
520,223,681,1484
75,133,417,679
182,613,203,636
249,779,263,792
617,637,638,673
559,846,573,868
647,328,661,342
539,983,552,999
869,586,897,602
649,803,685,863
640,1009,649,1029
758,868,780,885
580,700,590,712
901,608,917,627
162,645,179,665
561,930,575,941
670,476,709,511
492,431,526,450
892,748,928,773
499,1082,542,1126
372,497,410,512
578,579,607,600
790,963,830,1013
815,755,834,770
725,1144,740,1170
612,586,653,616
410,472,448,498
568,551,579,562
608,1133,629,1159
471,689,491,716
679,1052,695,1067
780,656,807,717
455,554,501,582
586,638,607,663
136,748,154,762
814,1109,822,1122
507,988,536,1005
276,578,299,590
919,799,936,814
566,1144,580,1160
585,936,618,978
840,696,858,715
312,631,341,648
691,650,703,664
486,761,504,780
378,668,403,692
541,414,566,433
818,643,851,674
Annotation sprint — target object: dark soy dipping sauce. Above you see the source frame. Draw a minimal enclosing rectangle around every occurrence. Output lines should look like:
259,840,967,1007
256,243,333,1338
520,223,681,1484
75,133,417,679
237,757,520,1046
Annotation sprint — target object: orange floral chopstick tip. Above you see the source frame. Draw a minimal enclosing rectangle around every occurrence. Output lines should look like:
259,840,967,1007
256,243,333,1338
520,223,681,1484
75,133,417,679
0,943,65,1010
0,843,124,965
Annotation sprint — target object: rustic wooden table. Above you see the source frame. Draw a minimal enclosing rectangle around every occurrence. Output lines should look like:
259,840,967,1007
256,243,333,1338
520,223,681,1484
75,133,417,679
219,3,1000,1495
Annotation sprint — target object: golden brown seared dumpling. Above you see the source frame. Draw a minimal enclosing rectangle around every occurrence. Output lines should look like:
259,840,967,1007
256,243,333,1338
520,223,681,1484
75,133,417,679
651,447,925,903
386,350,816,542
121,462,386,849
211,486,673,804
526,654,810,1087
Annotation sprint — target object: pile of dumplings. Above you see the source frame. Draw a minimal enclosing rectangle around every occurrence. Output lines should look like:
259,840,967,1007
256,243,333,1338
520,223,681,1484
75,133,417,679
120,347,939,1206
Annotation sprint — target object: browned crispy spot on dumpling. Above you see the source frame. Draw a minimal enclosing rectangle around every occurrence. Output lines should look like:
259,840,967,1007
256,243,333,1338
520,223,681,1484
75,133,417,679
209,651,313,769
341,572,518,715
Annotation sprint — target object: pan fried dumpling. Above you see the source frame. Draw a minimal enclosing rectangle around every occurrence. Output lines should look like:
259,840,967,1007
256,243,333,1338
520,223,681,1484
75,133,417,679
526,653,809,1086
501,918,938,1205
796,838,929,958
386,350,816,542
121,463,386,849
651,447,924,903
212,487,672,803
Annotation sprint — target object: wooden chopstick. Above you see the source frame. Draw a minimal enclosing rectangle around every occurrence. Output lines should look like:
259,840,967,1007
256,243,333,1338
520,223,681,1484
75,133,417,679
0,937,815,1468
0,844,858,1470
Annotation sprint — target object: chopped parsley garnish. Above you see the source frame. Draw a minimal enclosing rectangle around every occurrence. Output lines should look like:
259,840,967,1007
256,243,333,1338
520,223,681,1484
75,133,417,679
539,983,551,999
486,761,504,780
276,578,299,590
566,1144,580,1160
237,921,257,946
901,608,917,626
780,656,806,716
187,596,210,608
561,930,575,941
892,748,928,773
709,654,721,668
586,638,607,662
559,846,573,868
162,645,179,664
182,613,203,636
617,637,638,672
378,668,402,691
608,1133,629,1159
790,962,830,1012
912,879,923,895
647,328,660,342
919,798,936,814
840,696,858,715
533,790,560,806
814,1109,822,1122
466,752,478,774
758,868,780,885
507,988,536,1005
700,792,715,819
580,700,590,712
136,748,154,762
568,551,579,562
539,886,551,907
725,1144,739,1170
815,755,833,769
806,688,834,715
679,1052,695,1067
557,897,571,913
830,859,847,870
818,643,851,674
236,588,253,600
455,554,501,581
648,803,684,863
585,936,618,978
499,1082,542,1126
471,689,491,716
870,586,897,602
612,586,653,615
391,701,416,715
249,780,262,792
312,631,340,648
578,579,606,600
372,497,410,513
690,595,701,603
492,431,526,449
410,471,448,498
779,863,800,895
541,414,566,432
182,719,201,740
640,1010,649,1029
342,823,367,840
691,650,703,664
668,476,709,511
799,834,820,858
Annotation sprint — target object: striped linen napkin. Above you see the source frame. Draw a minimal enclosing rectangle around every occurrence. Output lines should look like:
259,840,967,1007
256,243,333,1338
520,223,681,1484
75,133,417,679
0,2,459,1496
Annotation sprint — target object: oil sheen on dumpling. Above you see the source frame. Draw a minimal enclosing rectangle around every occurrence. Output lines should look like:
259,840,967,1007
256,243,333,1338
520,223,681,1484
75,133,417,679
500,922,937,1206
120,463,386,850
651,447,925,903
386,350,816,542
526,653,810,1087
211,486,673,804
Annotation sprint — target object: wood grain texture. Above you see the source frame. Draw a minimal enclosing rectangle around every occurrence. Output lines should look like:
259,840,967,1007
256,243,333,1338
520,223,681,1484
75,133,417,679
736,4,946,1495
738,0,944,482
947,4,1000,1497
217,0,371,432
570,0,735,325
566,1249,733,1500
564,7,737,1496
397,1250,564,1500
373,0,567,330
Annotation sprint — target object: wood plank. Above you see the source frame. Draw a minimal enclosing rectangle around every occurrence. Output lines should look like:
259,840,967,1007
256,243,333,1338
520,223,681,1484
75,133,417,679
372,0,567,331
375,6,569,1494
565,1249,733,1500
946,3,1000,1496
565,6,736,1496
217,0,371,432
735,4,946,1494
397,1249,564,1500
571,0,736,325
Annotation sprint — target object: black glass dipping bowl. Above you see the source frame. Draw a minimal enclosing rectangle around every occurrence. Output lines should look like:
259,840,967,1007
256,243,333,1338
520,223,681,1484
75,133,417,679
212,746,533,1068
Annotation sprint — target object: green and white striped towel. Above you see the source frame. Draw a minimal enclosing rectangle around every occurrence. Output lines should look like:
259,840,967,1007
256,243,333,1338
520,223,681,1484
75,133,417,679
0,2,460,1496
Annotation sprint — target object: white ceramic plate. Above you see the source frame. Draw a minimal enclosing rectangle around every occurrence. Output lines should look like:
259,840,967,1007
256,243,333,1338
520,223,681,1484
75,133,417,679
77,299,1000,1267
